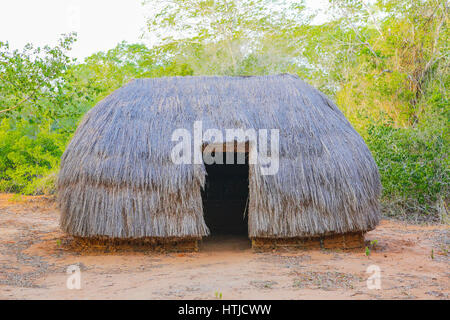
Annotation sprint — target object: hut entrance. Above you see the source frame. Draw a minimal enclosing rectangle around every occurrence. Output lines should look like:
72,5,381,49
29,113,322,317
201,143,249,237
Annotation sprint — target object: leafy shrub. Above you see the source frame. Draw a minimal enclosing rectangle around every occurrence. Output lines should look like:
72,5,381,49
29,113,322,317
0,118,67,194
364,115,448,222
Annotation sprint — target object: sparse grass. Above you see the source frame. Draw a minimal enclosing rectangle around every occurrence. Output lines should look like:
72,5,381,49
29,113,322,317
8,194,24,203
292,271,362,290
250,280,277,289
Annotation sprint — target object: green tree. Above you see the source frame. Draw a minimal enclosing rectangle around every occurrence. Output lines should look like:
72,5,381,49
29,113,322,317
0,33,77,120
144,0,313,76
307,0,449,126
70,41,194,103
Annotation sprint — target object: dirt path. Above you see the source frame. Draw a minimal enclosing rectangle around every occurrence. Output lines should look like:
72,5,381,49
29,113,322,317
0,194,448,300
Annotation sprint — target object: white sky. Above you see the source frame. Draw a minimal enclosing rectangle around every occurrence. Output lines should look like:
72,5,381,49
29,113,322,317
0,0,329,61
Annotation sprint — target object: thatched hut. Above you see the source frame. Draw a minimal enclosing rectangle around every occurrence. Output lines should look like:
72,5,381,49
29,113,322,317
58,74,381,250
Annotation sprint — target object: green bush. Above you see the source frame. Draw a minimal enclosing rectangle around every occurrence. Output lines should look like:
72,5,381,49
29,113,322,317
0,117,67,194
365,115,449,222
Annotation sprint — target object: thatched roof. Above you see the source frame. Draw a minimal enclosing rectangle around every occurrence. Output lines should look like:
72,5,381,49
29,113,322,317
58,74,381,238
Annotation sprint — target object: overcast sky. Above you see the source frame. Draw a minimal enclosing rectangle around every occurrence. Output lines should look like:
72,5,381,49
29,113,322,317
0,0,329,61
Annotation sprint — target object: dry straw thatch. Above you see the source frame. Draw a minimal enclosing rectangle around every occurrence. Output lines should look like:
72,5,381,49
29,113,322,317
58,74,381,239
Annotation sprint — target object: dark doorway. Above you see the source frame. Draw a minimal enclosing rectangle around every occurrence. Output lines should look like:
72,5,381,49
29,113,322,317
201,151,249,236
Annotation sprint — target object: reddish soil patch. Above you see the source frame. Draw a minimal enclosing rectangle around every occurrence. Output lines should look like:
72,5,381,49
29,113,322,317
0,193,448,300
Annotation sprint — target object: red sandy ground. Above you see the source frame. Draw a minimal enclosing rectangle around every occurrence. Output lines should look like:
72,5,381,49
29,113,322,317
0,193,448,300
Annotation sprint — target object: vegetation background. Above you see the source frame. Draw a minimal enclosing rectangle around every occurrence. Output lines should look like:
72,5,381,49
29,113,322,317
0,0,448,222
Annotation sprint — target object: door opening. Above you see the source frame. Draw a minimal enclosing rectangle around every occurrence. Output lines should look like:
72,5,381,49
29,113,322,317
201,149,249,237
